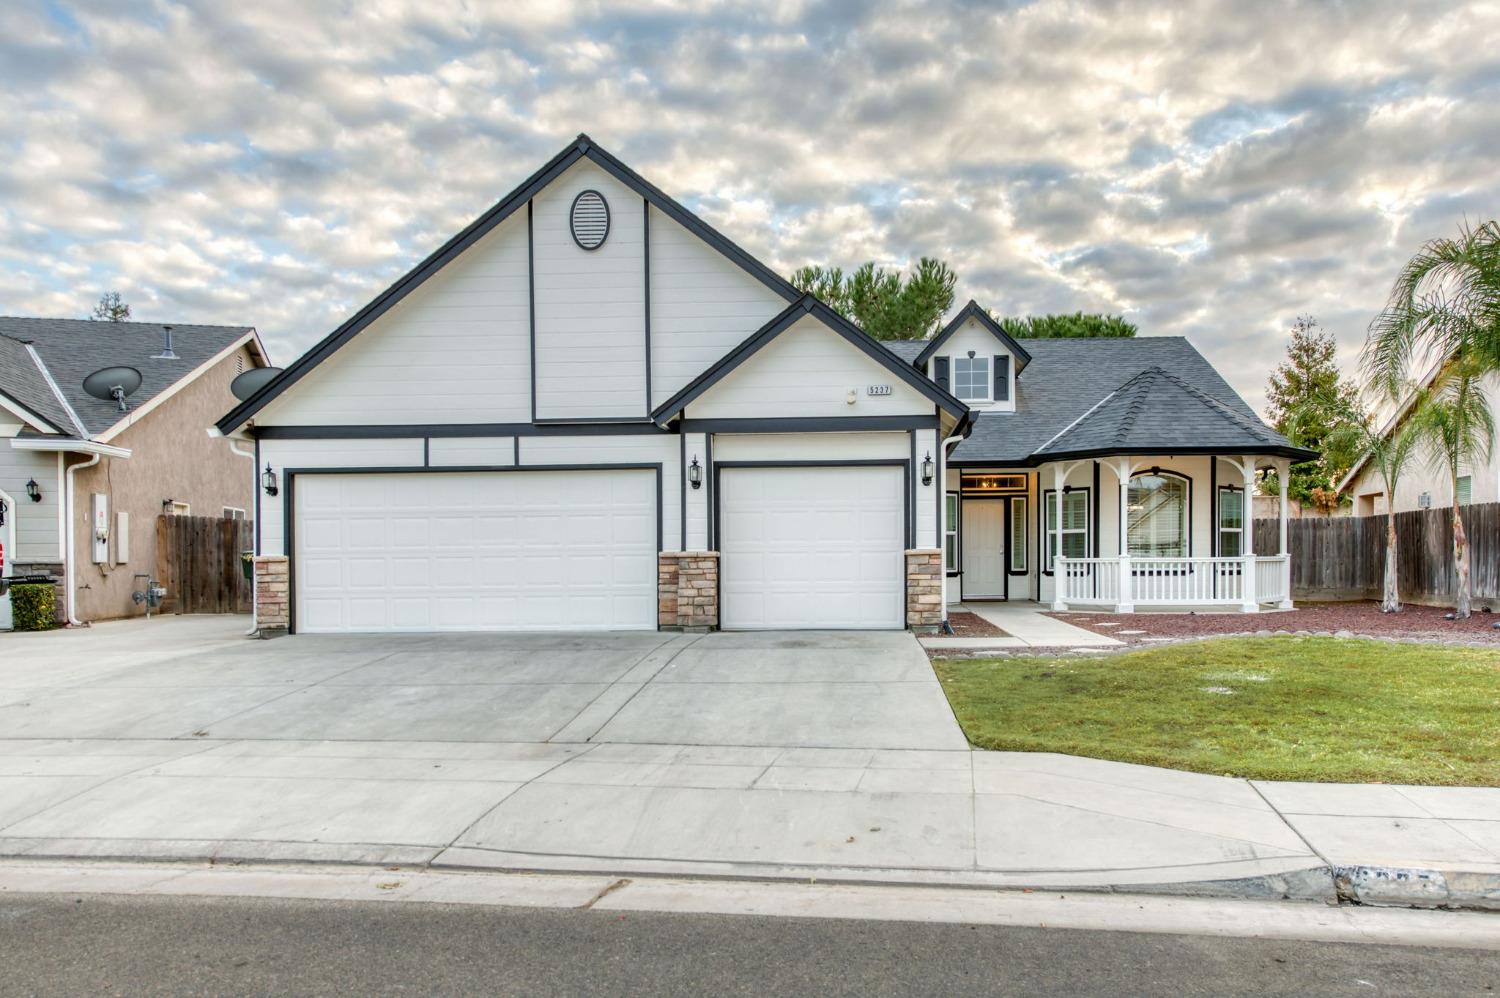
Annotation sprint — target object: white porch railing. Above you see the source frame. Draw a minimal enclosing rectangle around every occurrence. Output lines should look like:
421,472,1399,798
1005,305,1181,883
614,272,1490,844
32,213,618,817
1058,555,1290,609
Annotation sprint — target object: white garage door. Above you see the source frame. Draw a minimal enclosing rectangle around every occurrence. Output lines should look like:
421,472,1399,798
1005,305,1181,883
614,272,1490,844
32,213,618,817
719,465,905,630
294,470,656,633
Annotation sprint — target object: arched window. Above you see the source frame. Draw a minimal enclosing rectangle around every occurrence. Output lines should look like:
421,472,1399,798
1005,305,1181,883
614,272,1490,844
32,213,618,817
1128,471,1189,558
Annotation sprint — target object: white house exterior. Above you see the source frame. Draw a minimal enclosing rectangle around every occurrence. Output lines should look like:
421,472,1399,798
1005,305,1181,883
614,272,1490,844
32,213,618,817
219,136,1312,636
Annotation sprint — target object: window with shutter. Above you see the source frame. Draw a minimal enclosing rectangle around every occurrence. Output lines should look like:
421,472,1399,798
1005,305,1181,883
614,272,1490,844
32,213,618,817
994,355,1010,401
934,356,950,391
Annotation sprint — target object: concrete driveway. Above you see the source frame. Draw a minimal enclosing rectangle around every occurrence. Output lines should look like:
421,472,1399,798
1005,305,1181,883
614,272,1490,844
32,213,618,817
0,620,964,750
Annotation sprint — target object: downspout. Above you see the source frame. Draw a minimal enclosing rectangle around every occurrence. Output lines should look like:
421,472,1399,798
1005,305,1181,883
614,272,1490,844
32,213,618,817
64,453,100,627
223,432,258,636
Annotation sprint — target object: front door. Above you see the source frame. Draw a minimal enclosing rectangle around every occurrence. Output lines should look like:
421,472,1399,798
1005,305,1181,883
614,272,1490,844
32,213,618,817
962,501,1006,599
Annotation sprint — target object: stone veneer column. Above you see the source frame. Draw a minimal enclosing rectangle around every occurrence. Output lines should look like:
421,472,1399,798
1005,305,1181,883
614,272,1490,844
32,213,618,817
254,555,289,637
905,548,943,631
657,551,719,631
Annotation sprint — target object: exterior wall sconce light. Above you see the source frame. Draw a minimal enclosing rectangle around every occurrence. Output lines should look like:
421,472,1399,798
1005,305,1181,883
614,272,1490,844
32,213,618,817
262,464,279,497
688,456,703,490
25,478,41,502
921,452,935,486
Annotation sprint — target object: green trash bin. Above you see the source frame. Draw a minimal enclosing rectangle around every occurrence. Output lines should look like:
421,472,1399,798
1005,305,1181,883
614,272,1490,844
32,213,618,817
240,551,254,582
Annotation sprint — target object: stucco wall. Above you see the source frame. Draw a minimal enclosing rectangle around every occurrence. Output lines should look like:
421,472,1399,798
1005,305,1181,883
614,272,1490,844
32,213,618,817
70,345,258,621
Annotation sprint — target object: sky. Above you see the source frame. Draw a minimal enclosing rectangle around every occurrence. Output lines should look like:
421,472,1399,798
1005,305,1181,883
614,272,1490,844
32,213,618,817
2,0,1497,414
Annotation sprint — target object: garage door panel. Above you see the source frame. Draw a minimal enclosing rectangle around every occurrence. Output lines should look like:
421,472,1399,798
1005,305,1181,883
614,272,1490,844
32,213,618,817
720,466,904,630
294,470,656,633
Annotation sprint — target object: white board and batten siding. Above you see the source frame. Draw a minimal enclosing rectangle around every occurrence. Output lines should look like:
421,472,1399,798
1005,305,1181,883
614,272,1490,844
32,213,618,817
684,316,933,419
256,213,531,427
532,161,647,420
648,209,788,410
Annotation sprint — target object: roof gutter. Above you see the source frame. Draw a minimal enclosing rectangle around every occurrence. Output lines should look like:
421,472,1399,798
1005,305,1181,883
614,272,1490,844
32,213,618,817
10,437,132,460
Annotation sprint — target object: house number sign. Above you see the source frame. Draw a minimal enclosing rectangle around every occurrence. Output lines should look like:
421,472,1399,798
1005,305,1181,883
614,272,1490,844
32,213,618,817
866,384,892,396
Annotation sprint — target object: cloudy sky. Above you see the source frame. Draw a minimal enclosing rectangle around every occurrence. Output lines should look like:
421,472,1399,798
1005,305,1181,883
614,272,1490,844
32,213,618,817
3,0,1497,412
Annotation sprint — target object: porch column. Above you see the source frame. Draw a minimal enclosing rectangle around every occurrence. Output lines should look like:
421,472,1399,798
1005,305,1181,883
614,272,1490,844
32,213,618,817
1240,455,1258,612
1049,463,1068,611
1115,457,1134,613
1277,458,1293,609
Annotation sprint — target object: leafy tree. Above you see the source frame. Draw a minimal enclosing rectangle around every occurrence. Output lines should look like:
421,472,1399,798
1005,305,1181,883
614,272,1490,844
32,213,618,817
1325,410,1422,612
997,312,1137,338
791,258,956,341
90,292,131,322
1262,316,1362,510
1414,362,1494,618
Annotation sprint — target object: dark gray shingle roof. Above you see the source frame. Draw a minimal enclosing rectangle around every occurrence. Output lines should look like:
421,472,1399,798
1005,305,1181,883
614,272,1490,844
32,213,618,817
1034,366,1293,459
0,317,254,438
876,335,1302,465
0,333,76,433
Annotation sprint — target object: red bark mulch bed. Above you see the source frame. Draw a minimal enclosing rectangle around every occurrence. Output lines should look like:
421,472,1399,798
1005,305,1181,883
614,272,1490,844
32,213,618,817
947,612,1010,638
1050,600,1500,645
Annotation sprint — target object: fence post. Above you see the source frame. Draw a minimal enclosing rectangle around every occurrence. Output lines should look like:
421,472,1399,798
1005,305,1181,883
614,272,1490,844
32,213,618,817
1277,459,1293,608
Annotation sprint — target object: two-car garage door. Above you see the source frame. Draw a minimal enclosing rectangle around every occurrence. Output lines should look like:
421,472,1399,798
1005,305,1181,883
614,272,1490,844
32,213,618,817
294,470,656,633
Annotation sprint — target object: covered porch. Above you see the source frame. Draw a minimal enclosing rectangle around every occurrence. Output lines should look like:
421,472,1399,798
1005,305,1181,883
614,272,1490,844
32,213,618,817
1046,453,1295,613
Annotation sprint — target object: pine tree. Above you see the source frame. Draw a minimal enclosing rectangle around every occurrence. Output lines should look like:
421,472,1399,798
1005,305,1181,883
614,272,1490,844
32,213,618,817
1263,316,1362,511
90,292,131,322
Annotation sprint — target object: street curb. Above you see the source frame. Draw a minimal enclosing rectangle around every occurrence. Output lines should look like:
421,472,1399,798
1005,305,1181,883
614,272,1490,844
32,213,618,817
1333,865,1500,911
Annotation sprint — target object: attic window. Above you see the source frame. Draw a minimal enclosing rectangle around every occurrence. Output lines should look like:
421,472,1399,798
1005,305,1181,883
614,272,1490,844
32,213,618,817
953,356,990,401
570,190,610,250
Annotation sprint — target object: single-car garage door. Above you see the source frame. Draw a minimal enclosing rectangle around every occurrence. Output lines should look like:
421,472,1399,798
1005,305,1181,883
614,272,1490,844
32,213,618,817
718,465,905,630
293,469,656,633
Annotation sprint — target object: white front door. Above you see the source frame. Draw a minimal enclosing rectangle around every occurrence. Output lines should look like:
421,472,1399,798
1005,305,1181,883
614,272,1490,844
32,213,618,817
719,465,904,630
963,500,1006,598
293,469,657,633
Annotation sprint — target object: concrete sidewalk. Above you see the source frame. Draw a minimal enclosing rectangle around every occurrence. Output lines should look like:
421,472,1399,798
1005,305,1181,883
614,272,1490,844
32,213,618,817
2,738,1497,907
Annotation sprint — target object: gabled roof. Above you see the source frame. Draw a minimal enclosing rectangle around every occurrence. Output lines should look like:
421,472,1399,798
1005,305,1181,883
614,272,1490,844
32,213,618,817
650,293,972,425
1032,365,1314,462
217,134,803,435
943,336,1308,465
914,300,1033,371
0,332,71,433
0,317,261,440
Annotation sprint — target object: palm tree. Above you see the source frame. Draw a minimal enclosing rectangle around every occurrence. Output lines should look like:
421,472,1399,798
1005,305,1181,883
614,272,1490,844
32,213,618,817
1413,363,1495,618
1365,220,1500,398
1329,412,1421,612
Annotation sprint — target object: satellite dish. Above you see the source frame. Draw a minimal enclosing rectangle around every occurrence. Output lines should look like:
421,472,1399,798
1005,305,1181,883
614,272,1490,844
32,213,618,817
82,366,143,412
230,366,283,402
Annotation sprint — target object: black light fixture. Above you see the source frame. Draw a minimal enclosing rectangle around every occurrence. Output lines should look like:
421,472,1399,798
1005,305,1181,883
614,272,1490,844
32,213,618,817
262,464,279,497
921,452,935,487
25,478,41,502
687,456,703,490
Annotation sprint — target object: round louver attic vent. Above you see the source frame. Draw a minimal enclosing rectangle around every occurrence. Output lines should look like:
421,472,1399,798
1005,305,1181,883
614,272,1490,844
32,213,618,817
570,189,610,250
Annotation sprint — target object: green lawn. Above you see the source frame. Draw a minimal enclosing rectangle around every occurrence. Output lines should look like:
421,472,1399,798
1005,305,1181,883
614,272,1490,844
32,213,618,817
934,637,1500,786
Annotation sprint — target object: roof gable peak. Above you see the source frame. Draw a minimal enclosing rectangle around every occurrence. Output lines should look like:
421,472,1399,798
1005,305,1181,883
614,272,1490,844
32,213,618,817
914,301,1033,371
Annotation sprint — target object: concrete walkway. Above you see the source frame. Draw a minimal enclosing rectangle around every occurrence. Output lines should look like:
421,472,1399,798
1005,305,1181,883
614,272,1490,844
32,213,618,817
922,601,1122,652
1,617,1496,909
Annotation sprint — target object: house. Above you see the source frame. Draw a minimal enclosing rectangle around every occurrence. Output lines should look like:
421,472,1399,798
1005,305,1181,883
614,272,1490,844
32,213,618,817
1,318,270,627
216,135,1313,636
1339,367,1500,516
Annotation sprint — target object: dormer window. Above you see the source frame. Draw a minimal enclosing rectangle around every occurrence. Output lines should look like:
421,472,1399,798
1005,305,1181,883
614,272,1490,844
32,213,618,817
953,355,991,402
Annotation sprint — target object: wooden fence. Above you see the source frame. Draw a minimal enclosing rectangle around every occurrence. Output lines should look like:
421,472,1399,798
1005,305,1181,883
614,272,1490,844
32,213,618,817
156,514,254,614
1253,501,1500,604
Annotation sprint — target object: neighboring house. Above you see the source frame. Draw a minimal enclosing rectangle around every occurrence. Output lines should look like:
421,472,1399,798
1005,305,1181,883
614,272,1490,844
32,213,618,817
1,318,270,628
218,135,1313,636
1339,369,1500,516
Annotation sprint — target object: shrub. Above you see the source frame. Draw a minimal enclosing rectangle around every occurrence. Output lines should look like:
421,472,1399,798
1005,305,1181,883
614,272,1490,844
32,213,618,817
10,583,58,631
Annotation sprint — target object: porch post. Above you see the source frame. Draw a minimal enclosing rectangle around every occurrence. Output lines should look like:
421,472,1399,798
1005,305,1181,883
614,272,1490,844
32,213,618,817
1277,458,1293,608
1115,457,1134,613
1240,455,1258,612
1050,463,1068,611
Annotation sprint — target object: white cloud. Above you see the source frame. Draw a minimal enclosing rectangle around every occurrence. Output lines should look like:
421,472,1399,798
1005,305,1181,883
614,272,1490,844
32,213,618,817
1,0,1498,413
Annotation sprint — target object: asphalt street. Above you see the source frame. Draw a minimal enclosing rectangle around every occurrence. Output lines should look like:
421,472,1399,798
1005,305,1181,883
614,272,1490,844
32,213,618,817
3,893,1497,996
